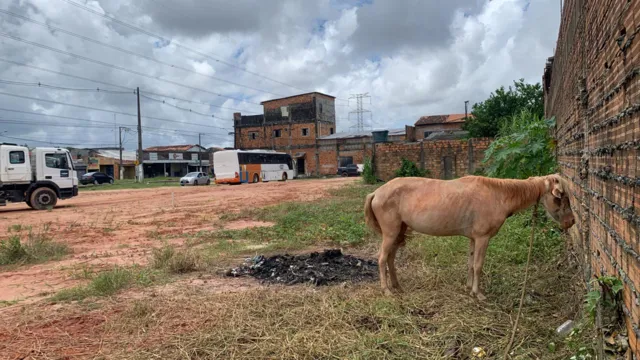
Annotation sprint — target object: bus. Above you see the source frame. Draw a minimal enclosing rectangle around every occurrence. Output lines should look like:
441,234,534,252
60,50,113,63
214,150,295,184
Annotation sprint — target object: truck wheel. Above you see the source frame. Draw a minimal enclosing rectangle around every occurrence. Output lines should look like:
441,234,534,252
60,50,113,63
341,172,348,177
282,173,288,181
30,187,57,210
25,198,33,209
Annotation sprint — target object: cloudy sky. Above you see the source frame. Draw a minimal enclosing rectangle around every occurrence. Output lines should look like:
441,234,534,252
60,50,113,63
0,0,561,149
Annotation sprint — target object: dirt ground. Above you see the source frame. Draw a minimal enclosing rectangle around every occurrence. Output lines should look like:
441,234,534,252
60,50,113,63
0,177,356,303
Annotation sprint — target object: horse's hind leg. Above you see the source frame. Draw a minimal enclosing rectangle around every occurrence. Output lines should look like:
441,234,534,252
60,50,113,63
466,238,475,289
388,222,407,292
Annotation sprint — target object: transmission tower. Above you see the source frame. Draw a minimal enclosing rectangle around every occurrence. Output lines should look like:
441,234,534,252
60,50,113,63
348,93,372,131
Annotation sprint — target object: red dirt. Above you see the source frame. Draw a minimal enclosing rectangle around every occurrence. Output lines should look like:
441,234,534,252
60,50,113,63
0,177,356,303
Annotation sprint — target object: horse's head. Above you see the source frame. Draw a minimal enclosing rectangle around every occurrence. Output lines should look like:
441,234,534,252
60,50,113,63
540,174,575,230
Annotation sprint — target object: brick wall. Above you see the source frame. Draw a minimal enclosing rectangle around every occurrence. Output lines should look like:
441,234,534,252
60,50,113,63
373,138,491,181
545,0,640,355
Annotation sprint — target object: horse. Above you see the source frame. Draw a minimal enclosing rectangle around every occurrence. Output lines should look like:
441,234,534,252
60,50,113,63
363,173,575,301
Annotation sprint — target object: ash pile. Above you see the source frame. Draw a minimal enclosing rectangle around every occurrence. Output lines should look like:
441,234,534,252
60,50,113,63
225,249,378,286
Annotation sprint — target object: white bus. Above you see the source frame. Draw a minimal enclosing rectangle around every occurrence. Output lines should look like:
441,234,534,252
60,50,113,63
214,150,295,184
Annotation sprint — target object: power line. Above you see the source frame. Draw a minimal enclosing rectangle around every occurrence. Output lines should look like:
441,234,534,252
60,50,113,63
0,90,231,130
0,78,221,119
0,134,117,147
0,9,291,98
0,31,262,106
0,58,259,114
55,0,345,100
0,107,226,136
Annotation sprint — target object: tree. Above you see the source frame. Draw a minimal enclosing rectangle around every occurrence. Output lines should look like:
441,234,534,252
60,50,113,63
463,79,544,138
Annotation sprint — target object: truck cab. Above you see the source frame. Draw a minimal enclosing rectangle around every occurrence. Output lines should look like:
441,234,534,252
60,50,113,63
0,144,78,210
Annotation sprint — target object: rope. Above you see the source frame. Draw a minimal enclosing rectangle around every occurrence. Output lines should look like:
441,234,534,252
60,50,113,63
503,202,539,359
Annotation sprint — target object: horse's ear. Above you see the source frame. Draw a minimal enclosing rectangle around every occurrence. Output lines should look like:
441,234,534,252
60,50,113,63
552,186,563,198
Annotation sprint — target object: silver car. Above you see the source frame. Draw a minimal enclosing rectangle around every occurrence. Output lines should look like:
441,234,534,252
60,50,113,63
180,172,211,186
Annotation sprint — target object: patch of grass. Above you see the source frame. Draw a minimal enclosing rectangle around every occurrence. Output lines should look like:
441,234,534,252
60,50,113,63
79,178,182,192
7,224,23,233
51,265,164,302
151,245,200,274
0,227,70,266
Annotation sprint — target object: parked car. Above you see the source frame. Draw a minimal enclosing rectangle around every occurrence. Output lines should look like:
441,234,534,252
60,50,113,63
180,172,211,186
80,172,114,185
337,164,361,177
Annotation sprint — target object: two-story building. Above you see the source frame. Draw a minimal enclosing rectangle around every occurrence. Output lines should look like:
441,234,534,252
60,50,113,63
233,92,336,176
142,145,212,178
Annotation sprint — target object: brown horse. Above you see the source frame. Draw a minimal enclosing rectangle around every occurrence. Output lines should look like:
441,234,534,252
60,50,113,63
364,174,575,300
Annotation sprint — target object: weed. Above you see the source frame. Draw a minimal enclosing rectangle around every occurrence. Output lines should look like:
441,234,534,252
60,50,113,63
128,300,154,318
7,224,22,233
151,245,199,273
0,227,69,266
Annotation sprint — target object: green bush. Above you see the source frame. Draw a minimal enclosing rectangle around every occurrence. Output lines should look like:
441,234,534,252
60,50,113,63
394,158,428,178
482,110,557,179
361,157,377,184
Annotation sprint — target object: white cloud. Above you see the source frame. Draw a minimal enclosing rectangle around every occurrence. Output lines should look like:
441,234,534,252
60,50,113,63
0,0,560,147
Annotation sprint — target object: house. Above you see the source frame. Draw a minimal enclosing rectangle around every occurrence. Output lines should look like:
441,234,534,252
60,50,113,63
142,145,212,178
67,147,136,180
233,92,336,175
414,114,471,140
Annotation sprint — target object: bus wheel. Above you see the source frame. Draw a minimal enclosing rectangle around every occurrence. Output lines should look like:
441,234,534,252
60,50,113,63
253,174,259,183
282,173,288,181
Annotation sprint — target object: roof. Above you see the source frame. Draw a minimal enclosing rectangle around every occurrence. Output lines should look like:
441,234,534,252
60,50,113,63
144,145,205,152
415,114,471,126
96,149,136,161
260,92,336,105
318,128,405,140
424,130,469,141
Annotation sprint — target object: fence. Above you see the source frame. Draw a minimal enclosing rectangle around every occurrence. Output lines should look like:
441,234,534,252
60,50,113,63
545,0,640,355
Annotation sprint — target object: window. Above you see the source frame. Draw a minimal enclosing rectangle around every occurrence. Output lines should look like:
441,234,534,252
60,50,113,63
273,129,282,138
9,151,25,164
45,153,69,169
424,131,432,138
319,103,323,114
330,127,334,135
301,128,309,136
249,132,258,140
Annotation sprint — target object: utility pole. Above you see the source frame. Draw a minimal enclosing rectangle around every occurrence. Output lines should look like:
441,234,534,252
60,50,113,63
464,100,469,119
118,127,129,180
136,87,143,182
198,133,203,172
348,93,372,131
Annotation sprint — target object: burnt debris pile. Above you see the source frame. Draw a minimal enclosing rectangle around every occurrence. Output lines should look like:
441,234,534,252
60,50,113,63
226,249,378,286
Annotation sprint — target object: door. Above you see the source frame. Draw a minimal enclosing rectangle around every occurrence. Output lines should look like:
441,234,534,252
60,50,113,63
443,156,454,180
44,152,74,190
297,158,305,175
2,148,30,182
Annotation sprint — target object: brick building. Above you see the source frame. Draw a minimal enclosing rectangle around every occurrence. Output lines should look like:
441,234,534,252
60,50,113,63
544,0,640,355
233,92,336,175
414,114,470,140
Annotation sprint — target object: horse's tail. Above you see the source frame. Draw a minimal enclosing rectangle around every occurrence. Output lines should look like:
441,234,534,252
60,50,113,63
364,192,381,234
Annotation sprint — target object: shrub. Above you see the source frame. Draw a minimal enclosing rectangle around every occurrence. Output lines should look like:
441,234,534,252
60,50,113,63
482,110,557,179
394,159,428,178
361,157,377,184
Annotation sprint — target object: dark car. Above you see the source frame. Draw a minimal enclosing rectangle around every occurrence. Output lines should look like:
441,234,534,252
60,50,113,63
337,164,360,177
81,172,114,185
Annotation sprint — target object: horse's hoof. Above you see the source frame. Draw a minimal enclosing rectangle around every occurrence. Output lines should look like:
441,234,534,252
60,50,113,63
476,293,487,301
383,288,395,297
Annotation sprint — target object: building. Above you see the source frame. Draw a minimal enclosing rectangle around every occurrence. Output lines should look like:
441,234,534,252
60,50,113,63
233,92,336,175
142,145,212,178
414,114,470,140
67,147,136,180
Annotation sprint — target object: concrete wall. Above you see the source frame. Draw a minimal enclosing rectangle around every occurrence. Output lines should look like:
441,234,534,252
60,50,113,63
545,0,640,354
373,138,491,181
415,123,464,140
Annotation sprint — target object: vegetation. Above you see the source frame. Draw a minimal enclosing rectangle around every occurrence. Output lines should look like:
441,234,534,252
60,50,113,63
151,245,200,274
482,110,557,179
361,157,377,184
51,265,163,302
0,227,70,266
394,158,428,178
463,79,544,138
79,177,181,192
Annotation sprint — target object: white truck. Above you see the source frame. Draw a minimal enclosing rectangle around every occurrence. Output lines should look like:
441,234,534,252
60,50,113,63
0,143,78,210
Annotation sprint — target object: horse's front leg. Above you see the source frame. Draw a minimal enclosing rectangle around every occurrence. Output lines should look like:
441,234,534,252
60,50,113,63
471,236,490,301
466,238,475,289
